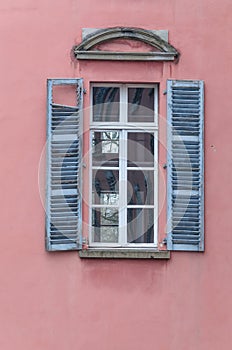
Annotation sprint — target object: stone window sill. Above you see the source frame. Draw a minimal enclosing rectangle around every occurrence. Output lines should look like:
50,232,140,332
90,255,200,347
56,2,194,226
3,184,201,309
79,249,170,259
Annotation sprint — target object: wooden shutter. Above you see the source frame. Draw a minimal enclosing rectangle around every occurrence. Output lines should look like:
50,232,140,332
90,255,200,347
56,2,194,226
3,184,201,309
167,80,204,251
46,79,83,251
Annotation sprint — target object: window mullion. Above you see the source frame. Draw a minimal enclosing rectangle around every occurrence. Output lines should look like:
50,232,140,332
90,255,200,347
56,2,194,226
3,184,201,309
119,130,127,246
121,85,127,124
119,87,127,245
154,130,158,247
154,85,159,126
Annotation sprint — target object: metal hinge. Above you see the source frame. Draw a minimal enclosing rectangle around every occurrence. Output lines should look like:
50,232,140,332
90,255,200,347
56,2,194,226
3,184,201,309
82,236,88,245
162,237,167,245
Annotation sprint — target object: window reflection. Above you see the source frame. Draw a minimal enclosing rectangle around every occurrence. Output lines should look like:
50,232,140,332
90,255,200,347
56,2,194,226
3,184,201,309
127,170,154,205
127,209,154,243
128,88,154,122
93,87,119,122
92,208,119,243
92,131,119,167
127,132,154,167
92,169,119,205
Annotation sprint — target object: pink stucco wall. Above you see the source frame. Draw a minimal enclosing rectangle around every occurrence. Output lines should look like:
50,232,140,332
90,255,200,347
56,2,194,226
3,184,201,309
1,0,232,349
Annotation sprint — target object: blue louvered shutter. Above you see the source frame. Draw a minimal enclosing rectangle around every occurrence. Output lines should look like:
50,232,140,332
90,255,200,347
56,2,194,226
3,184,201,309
46,79,83,251
167,80,204,251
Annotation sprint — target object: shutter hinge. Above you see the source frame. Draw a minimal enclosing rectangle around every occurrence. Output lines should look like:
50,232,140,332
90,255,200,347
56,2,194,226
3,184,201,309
82,236,88,245
163,163,167,169
159,237,167,249
162,237,167,245
83,88,87,94
163,90,167,95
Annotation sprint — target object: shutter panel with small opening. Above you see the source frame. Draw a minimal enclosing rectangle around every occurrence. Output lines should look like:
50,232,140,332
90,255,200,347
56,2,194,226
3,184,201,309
46,79,83,251
167,80,204,251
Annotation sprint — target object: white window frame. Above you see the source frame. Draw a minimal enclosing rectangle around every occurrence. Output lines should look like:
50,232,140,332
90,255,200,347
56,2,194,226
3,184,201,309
89,83,159,248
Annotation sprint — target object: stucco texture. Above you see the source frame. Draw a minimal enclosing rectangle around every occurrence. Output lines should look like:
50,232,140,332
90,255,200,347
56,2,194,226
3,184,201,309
0,0,232,349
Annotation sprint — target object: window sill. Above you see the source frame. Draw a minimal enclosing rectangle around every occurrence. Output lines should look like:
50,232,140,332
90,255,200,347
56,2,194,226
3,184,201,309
79,249,170,259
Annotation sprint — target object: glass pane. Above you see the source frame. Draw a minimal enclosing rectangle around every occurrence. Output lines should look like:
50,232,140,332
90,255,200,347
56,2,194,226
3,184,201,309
93,87,119,122
128,88,154,122
92,208,119,243
92,131,119,167
127,170,154,205
92,169,119,205
127,132,154,167
127,208,154,243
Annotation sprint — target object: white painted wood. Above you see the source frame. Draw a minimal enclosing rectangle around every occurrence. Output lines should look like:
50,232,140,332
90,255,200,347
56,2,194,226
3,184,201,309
89,83,158,248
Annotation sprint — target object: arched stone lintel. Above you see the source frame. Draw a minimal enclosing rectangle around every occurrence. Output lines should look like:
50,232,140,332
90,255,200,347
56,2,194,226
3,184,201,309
73,27,180,62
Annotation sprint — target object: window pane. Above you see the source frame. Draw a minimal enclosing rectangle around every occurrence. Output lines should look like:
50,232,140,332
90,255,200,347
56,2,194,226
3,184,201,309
92,208,119,243
92,169,119,205
127,209,154,243
93,87,119,122
127,132,154,167
127,170,154,205
92,131,119,167
128,88,154,122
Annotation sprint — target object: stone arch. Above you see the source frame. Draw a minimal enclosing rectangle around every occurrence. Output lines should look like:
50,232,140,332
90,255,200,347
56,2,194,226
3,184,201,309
73,27,179,61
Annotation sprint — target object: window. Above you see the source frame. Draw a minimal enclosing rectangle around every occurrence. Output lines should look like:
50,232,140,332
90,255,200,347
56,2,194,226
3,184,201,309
46,79,204,254
90,84,158,247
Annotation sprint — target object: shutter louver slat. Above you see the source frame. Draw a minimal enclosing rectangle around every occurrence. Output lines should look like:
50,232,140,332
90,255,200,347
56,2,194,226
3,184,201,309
167,80,204,251
46,79,83,251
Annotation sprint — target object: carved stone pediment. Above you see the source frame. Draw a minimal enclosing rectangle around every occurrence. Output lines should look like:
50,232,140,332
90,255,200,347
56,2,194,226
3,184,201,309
73,27,179,62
